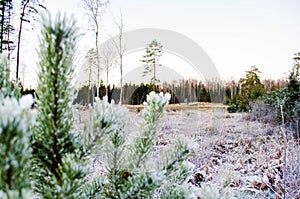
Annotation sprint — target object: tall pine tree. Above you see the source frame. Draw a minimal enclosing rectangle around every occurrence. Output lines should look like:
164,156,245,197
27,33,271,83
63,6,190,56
141,39,163,86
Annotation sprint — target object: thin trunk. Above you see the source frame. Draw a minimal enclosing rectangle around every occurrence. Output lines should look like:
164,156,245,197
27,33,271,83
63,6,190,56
118,14,123,104
153,61,156,87
16,0,29,81
7,3,10,61
52,61,62,185
105,62,108,96
0,1,5,53
120,56,123,104
22,68,25,85
95,22,100,98
87,66,92,105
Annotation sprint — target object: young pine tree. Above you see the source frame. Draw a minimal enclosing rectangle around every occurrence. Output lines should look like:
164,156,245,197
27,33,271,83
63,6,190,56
0,54,35,198
228,66,264,112
83,92,197,198
31,13,86,198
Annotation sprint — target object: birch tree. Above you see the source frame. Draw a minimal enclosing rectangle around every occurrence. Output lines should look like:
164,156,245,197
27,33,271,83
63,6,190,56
101,42,114,97
113,12,125,104
81,0,109,97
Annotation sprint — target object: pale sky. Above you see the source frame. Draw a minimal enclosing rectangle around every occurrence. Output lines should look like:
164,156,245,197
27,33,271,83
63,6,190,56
21,0,300,87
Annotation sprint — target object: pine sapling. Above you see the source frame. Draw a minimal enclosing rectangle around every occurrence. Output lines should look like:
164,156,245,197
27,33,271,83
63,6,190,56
84,91,197,198
31,13,86,198
0,95,36,198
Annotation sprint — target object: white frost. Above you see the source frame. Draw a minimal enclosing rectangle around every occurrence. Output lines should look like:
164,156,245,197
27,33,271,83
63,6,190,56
19,94,34,109
0,96,36,133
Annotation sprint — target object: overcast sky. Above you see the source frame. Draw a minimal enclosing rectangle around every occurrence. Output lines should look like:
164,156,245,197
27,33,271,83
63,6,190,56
22,0,300,87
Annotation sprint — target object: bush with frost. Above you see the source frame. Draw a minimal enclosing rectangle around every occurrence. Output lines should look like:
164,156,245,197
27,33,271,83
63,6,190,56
83,92,197,198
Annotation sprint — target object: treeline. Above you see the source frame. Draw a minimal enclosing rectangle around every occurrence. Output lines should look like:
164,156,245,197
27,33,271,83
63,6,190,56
74,78,287,106
75,80,211,105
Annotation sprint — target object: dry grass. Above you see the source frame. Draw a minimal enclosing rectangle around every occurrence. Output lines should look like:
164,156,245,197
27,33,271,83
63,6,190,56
73,104,299,199
126,102,228,112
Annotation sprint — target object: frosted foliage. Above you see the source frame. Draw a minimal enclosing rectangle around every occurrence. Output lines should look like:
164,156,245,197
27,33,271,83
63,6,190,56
0,95,36,196
143,91,171,111
94,96,127,135
0,95,35,133
83,92,196,199
0,190,35,199
143,91,171,123
130,92,171,168
19,94,34,109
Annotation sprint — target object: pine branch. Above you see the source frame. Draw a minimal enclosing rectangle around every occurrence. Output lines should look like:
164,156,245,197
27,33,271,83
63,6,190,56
84,177,104,199
80,122,107,159
164,148,190,175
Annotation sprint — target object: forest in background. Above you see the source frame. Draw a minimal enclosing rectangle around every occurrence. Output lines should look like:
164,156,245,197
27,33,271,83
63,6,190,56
74,74,286,105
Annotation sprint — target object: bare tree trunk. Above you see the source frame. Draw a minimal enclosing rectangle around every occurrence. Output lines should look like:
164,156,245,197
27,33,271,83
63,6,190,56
87,65,92,105
119,55,123,103
7,2,11,62
115,12,124,104
16,0,29,81
95,23,100,98
153,61,156,87
0,1,5,53
153,61,156,86
105,64,108,96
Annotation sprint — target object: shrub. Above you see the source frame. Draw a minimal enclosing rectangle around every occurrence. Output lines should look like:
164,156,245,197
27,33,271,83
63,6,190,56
249,100,277,124
228,66,264,113
264,53,300,135
227,94,249,113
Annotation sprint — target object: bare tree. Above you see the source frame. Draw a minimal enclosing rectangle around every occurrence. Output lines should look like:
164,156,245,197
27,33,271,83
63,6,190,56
101,42,114,97
16,0,29,81
114,12,125,104
81,0,109,98
104,11,126,103
16,0,45,81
